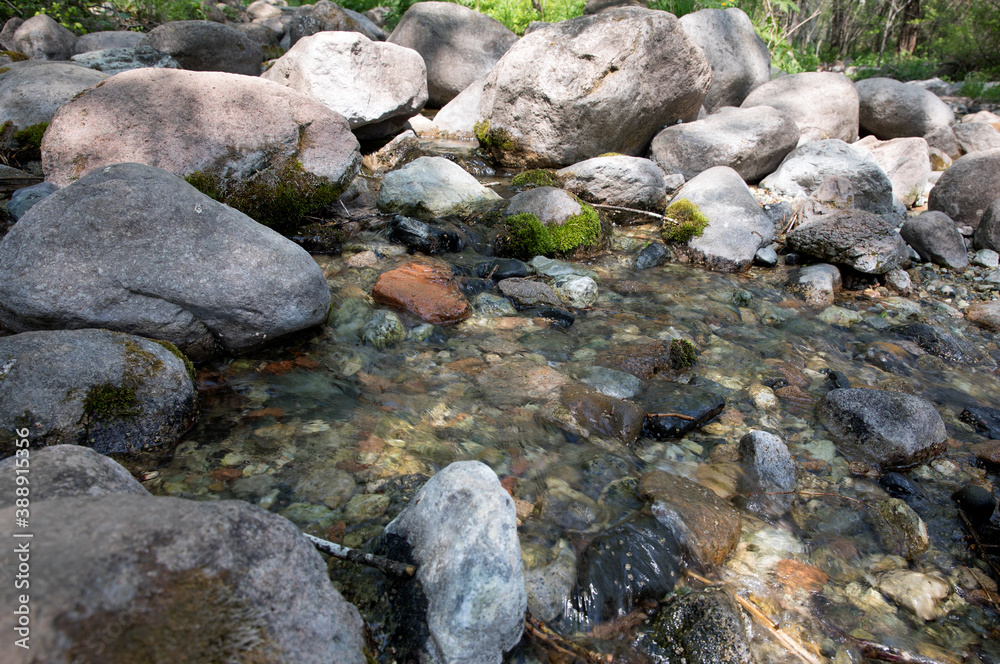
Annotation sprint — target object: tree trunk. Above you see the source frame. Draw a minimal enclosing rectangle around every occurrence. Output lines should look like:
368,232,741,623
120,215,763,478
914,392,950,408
897,0,922,53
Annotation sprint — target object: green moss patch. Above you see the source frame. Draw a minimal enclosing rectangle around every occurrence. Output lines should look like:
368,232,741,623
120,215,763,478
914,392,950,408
498,203,603,260
512,169,559,188
662,199,710,243
474,119,519,155
83,383,141,422
13,122,47,149
0,51,28,62
151,339,197,383
669,339,697,370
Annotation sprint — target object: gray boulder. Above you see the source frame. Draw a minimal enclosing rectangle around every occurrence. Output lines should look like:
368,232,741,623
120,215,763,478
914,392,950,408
432,76,487,137
477,7,712,167
741,71,859,145
928,148,1000,228
389,1,518,107
506,186,583,224
376,156,501,219
924,124,962,160
137,20,263,75
0,495,366,664
678,8,770,111
287,0,385,46
0,329,195,456
12,14,76,60
788,263,842,306
0,61,107,135
973,198,1000,251
374,461,525,664
853,136,932,208
557,154,667,224
761,139,896,215
953,121,1000,155
0,17,23,51
70,45,181,76
900,211,969,269
817,388,947,467
668,166,774,272
262,31,427,139
856,77,955,140
41,68,361,227
72,30,143,54
0,163,332,360
649,105,799,182
786,209,909,274
6,181,57,220
0,445,147,507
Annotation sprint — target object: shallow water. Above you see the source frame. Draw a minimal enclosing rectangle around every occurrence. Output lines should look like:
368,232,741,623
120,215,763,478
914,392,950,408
140,141,1000,663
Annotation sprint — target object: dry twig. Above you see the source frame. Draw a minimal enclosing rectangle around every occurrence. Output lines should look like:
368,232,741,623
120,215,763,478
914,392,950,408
305,533,416,578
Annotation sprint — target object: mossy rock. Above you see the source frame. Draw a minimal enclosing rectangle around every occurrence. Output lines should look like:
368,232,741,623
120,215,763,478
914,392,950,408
669,339,698,370
662,198,710,243
511,169,559,189
497,203,607,261
0,50,29,62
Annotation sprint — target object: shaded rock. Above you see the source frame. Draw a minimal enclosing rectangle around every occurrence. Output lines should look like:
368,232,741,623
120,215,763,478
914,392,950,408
561,383,645,444
477,8,712,167
72,30,143,54
639,587,755,664
523,542,576,623
137,20,262,75
855,77,955,140
0,494,366,664
900,210,969,268
0,61,107,135
669,166,775,272
786,210,909,274
877,570,950,621
741,71,859,144
70,44,181,75
924,124,962,160
636,241,672,269
596,340,694,380
964,300,1000,333
0,17,23,51
387,215,462,255
372,259,471,325
42,68,361,226
262,31,427,138
0,163,332,360
287,0,386,46
641,382,725,439
928,148,1000,228
388,1,517,107
0,444,147,507
432,76,486,137
678,7,770,112
557,155,668,225
870,497,930,560
373,461,525,664
895,323,984,364
12,14,76,61
954,121,1000,155
853,135,932,208
540,478,599,531
973,198,1000,251
640,470,742,567
817,388,947,468
376,156,501,219
761,139,896,215
952,484,998,522
497,277,562,308
6,181,57,220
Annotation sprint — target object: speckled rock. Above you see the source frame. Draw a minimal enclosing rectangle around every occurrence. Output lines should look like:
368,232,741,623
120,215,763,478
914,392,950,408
0,445,147,507
639,587,756,664
788,264,842,306
871,497,930,560
561,383,645,444
928,148,1000,228
741,71,859,145
786,210,909,274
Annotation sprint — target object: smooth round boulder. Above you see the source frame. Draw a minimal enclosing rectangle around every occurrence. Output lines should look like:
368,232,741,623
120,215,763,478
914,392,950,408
557,155,667,224
137,20,263,75
853,135,932,208
388,1,518,107
678,8,770,112
973,198,1000,251
928,148,1000,228
0,445,147,507
12,14,76,60
0,61,107,135
72,30,143,55
41,68,361,226
786,209,909,274
376,156,501,220
506,186,583,225
741,71,859,145
855,77,956,140
953,121,1000,155
0,163,332,360
477,7,712,167
900,210,969,269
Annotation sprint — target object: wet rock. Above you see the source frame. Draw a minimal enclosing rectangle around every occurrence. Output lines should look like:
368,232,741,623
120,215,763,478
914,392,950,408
376,156,501,220
464,258,530,281
373,461,525,664
552,274,598,308
6,181,57,220
0,61,107,135
817,388,947,468
953,121,1000,155
505,186,583,224
818,305,863,327
70,44,181,75
668,166,775,272
900,211,969,268
475,359,570,407
639,587,755,664
741,71,859,145
12,14,76,60
649,106,799,182
361,310,406,349
262,31,427,138
596,340,694,380
572,514,681,622
540,477,599,530
388,215,462,254
928,148,1000,228
895,323,984,364
372,259,471,325
870,497,930,560
738,430,796,515
0,494,366,664
72,29,143,54
640,470,742,567
0,329,195,457
523,307,575,328
761,139,896,215
960,405,1000,439
636,241,672,269
852,136,932,208
754,245,779,267
476,8,711,167
855,77,955,140
877,570,950,621
137,20,262,75
879,471,921,499
557,155,668,225
432,76,486,137
973,197,1000,251
523,541,576,622
578,365,644,400
561,384,645,445
530,255,599,280
0,163,332,360
0,445,147,507
388,1,517,107
952,484,997,522
497,277,562,308
641,382,725,439
786,210,909,275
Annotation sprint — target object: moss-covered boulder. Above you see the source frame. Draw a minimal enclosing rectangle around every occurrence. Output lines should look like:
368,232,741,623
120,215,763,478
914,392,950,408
496,187,609,260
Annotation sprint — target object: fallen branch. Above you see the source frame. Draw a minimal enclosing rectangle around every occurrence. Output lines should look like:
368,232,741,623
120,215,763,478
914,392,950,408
853,639,949,664
525,614,613,664
646,412,696,421
305,533,416,578
590,203,673,222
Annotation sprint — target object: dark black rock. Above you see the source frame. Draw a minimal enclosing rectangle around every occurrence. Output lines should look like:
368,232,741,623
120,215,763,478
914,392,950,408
879,471,921,498
521,307,575,328
823,369,851,389
637,587,756,664
753,245,779,267
641,383,726,439
388,215,463,254
895,323,985,365
456,276,494,297
952,484,997,524
472,258,529,280
636,242,672,270
763,200,794,231
960,405,1000,440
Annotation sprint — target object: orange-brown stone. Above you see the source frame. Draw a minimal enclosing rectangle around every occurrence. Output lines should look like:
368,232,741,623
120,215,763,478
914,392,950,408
776,559,829,593
372,259,471,325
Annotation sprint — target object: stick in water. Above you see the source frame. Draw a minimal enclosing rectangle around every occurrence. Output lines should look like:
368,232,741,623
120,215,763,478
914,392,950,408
305,533,416,578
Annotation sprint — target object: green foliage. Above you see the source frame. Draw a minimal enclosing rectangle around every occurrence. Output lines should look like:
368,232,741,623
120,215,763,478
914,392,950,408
0,0,204,34
958,74,1000,102
662,199,709,243
511,169,558,188
668,338,697,369
500,203,602,260
336,0,585,35
13,122,47,149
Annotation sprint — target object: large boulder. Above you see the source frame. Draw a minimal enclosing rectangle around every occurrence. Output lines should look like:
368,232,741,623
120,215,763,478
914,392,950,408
0,445,147,506
928,148,1000,228
286,0,385,46
262,31,427,140
0,61,107,134
817,388,947,468
853,135,932,208
953,121,1000,155
741,71,859,145
431,76,487,137
476,7,712,167
786,209,909,274
388,1,518,107
373,461,525,664
72,30,143,54
900,210,969,269
557,154,668,224
855,77,956,140
70,45,181,76
41,68,361,226
973,197,1000,251
678,8,770,111
649,105,799,182
376,156,501,219
11,14,76,60
761,139,896,215
137,20,263,75
0,329,195,457
0,163,332,361
0,495,366,664
668,166,774,272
